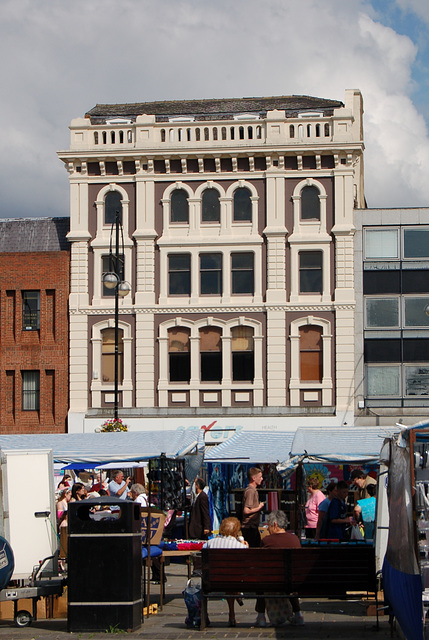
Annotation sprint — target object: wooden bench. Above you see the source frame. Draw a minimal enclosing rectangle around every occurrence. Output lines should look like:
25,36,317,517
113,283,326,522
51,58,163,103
201,544,379,629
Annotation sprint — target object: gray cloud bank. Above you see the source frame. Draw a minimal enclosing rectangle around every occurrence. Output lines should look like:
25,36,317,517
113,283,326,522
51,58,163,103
1,0,428,219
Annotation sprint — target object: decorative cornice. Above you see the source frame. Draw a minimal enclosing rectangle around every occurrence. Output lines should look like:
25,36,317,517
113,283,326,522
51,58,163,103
70,301,355,315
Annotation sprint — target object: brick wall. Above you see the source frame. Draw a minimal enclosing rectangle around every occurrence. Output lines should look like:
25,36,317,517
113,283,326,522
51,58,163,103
0,252,70,433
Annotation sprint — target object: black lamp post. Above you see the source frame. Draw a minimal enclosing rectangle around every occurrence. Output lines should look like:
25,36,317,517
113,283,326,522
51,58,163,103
102,211,130,421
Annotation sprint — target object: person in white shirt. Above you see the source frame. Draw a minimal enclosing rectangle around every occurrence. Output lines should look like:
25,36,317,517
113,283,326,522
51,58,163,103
130,483,149,507
203,517,248,626
108,470,131,500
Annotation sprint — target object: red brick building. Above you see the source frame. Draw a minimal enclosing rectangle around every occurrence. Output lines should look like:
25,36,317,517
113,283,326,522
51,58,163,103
0,218,70,433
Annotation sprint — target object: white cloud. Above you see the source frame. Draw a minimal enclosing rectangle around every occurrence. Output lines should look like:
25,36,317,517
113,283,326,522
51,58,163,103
0,0,428,217
395,0,429,25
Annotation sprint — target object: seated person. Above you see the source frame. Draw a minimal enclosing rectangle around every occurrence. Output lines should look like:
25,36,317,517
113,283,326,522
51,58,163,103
255,510,304,627
203,517,248,627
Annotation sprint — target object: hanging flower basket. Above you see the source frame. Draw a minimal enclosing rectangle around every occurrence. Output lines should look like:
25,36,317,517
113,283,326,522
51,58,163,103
100,418,128,432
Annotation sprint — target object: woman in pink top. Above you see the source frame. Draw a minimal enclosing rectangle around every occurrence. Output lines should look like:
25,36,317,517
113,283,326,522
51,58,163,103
304,479,325,538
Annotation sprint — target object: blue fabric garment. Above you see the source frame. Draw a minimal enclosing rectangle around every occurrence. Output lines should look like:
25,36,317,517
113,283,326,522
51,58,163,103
326,497,347,540
142,545,163,559
383,557,423,640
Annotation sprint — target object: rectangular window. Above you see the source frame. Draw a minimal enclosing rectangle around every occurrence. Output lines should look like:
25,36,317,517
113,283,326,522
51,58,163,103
168,254,191,295
365,229,398,259
169,327,190,382
405,365,429,396
363,270,401,295
22,370,40,410
365,298,399,328
300,326,322,382
299,251,322,294
364,339,401,363
404,228,429,258
231,253,254,294
404,298,429,327
200,254,222,295
232,326,254,381
200,327,222,382
22,291,40,330
102,255,124,297
366,366,400,397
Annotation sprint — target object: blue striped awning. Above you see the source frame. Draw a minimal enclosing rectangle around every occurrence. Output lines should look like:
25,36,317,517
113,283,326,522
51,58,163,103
0,430,202,465
205,431,296,464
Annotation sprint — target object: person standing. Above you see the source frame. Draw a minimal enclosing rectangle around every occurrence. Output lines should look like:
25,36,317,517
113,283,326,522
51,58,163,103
241,467,264,548
108,470,131,500
304,478,325,538
189,478,212,540
325,480,352,541
350,469,377,500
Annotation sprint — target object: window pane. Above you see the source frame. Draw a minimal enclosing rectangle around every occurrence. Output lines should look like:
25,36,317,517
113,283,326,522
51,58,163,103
102,328,123,383
365,339,401,362
200,327,221,351
233,188,252,221
22,371,40,410
202,189,220,222
201,352,222,382
231,253,254,294
200,254,222,295
171,189,189,223
363,270,401,295
169,254,191,295
402,270,429,293
404,229,429,258
22,291,40,330
301,186,320,220
299,251,322,294
366,298,399,327
105,191,122,225
231,326,254,351
169,353,190,382
404,298,429,327
365,229,398,259
168,327,190,352
301,351,322,382
405,366,429,396
367,366,400,396
403,339,429,362
232,352,254,381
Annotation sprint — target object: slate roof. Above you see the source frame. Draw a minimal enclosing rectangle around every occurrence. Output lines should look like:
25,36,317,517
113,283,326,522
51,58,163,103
86,95,343,124
0,217,70,253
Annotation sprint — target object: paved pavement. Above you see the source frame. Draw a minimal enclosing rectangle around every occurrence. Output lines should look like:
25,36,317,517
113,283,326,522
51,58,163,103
0,563,401,640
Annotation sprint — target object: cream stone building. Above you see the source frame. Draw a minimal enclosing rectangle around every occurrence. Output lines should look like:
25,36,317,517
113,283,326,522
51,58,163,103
58,90,364,434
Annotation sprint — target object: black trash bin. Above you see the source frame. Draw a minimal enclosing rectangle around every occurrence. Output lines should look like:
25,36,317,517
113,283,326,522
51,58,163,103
67,496,142,632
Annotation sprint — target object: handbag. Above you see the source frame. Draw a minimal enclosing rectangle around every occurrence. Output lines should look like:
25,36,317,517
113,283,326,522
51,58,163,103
182,578,202,628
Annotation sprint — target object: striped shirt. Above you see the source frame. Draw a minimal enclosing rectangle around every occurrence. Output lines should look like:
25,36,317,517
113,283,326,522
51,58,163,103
203,535,247,549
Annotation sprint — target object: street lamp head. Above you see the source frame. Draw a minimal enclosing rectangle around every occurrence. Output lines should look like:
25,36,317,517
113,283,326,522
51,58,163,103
425,304,429,318
103,272,120,289
118,281,131,297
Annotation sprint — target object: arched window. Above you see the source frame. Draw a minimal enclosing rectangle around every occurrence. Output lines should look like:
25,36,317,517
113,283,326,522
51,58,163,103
301,185,320,220
300,326,322,382
233,187,252,222
232,326,254,381
171,189,189,223
289,125,295,138
200,327,222,382
213,127,218,141
161,129,166,142
168,327,190,382
202,188,220,223
101,327,124,384
204,128,209,141
221,127,227,140
105,191,122,225
94,132,99,145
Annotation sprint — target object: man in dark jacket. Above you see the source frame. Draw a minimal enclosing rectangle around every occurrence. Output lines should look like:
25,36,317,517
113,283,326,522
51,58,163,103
189,478,212,540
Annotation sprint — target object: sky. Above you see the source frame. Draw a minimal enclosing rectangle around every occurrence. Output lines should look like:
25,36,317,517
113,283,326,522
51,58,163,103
1,0,429,219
